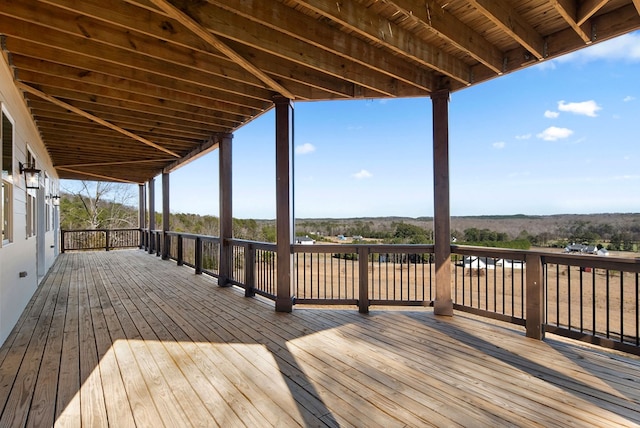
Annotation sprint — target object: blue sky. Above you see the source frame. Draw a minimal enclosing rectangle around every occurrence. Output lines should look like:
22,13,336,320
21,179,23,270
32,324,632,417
67,32,640,219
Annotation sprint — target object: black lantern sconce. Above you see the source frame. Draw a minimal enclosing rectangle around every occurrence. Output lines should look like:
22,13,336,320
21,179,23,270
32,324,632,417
19,161,41,189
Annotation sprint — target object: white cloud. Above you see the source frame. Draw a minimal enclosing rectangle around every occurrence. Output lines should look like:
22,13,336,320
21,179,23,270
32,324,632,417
352,169,373,179
544,110,559,118
554,32,640,63
623,95,635,102
515,133,532,140
295,142,316,155
492,142,505,149
537,126,574,141
558,100,601,117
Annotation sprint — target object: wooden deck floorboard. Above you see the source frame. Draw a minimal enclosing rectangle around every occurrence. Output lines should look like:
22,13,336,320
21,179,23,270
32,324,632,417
1,250,640,427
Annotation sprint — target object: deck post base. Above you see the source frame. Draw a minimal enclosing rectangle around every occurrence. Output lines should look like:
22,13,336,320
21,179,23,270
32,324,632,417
434,299,453,316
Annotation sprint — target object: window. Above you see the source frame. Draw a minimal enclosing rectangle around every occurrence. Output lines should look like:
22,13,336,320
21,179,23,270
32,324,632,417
1,108,14,244
26,150,37,238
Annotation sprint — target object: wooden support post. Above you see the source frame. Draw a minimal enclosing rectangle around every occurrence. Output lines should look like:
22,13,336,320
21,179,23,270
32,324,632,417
195,236,203,274
274,96,294,313
138,184,145,249
358,246,369,314
162,172,170,260
61,230,66,253
177,235,183,266
218,133,234,286
245,243,256,297
148,178,155,254
526,253,545,339
432,89,453,316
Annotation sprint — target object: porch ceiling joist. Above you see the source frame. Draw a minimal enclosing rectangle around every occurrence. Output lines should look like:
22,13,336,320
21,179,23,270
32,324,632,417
146,0,295,100
17,82,181,158
0,0,637,183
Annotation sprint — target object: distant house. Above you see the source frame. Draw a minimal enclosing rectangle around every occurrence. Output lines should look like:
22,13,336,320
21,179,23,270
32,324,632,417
495,259,525,269
565,243,588,253
461,256,496,270
295,236,315,245
564,243,604,255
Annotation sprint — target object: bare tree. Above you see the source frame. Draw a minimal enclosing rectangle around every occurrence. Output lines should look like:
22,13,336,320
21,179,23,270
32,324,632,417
61,180,137,230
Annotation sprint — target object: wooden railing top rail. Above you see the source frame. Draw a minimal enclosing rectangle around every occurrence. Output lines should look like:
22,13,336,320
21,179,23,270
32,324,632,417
164,231,220,242
542,252,640,273
228,239,276,251
292,243,435,253
62,228,141,233
451,244,529,260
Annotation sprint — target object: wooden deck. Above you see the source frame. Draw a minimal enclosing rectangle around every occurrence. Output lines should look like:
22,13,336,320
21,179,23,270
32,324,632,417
1,251,639,427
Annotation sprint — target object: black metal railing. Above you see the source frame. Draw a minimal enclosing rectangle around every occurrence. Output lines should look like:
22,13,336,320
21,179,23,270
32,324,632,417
61,228,141,252
450,246,528,325
543,252,640,354
292,244,434,309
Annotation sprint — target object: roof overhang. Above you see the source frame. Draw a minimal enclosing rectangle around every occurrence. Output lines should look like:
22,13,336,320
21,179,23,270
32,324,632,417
1,0,638,183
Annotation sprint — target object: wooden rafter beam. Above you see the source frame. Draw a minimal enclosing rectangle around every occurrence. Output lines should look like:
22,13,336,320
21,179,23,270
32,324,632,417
577,0,610,26
468,0,546,60
148,0,296,100
56,166,139,183
164,133,224,173
549,0,591,43
171,0,432,95
286,0,472,85
634,0,640,15
16,82,181,158
388,0,504,74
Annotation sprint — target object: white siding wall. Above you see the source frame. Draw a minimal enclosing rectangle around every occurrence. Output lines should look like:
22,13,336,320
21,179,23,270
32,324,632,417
0,53,60,346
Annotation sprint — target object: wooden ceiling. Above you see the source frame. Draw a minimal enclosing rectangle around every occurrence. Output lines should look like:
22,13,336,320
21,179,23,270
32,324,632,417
1,0,639,183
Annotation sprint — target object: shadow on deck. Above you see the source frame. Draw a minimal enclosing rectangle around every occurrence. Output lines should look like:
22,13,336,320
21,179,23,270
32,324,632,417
1,250,639,427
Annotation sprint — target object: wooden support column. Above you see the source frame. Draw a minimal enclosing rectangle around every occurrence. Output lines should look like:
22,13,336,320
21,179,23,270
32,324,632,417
525,253,545,339
274,96,294,313
432,89,453,316
162,172,170,260
138,184,145,249
218,133,233,286
148,178,155,255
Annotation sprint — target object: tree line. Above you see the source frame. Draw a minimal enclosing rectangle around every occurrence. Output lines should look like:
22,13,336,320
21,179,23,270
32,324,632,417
60,182,639,252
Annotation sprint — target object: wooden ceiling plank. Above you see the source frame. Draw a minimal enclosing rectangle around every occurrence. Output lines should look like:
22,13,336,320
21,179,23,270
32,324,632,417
22,0,364,98
147,0,294,99
22,85,246,127
0,21,271,110
14,68,258,121
577,0,610,26
165,0,431,95
27,99,237,133
56,166,140,183
31,106,223,139
12,54,266,112
57,159,174,169
17,82,181,158
548,0,591,43
36,0,428,97
468,0,546,59
233,0,471,85
0,0,271,92
388,0,504,74
35,119,209,144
